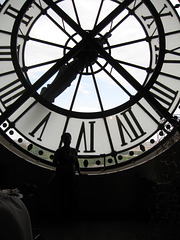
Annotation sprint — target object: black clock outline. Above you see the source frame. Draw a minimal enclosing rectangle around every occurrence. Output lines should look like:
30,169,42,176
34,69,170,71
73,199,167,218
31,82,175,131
0,0,180,173
9,0,167,119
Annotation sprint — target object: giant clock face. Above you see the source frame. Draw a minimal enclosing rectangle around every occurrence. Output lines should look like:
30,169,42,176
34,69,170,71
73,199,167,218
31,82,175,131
0,0,180,174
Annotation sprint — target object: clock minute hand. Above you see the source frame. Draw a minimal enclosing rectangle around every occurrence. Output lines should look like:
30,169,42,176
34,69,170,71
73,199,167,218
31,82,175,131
91,0,134,37
44,0,134,39
93,39,171,120
43,0,86,38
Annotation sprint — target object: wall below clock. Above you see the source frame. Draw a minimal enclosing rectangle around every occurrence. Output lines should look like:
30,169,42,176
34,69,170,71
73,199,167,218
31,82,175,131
0,141,180,216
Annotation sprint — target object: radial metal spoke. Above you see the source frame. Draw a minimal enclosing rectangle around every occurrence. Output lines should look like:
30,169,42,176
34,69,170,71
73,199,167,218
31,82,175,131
26,36,71,49
90,64,116,157
105,37,148,49
69,71,83,111
115,58,149,71
72,0,81,27
24,58,62,70
93,0,105,28
0,40,86,124
94,42,171,119
91,0,134,36
43,0,85,37
34,1,79,44
90,64,104,111
95,59,132,97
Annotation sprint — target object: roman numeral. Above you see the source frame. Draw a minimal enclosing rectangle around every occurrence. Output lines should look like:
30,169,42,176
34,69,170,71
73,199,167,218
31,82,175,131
4,4,33,26
164,46,180,64
150,81,178,110
142,4,173,29
76,121,96,153
0,79,25,108
165,46,180,57
160,71,180,81
0,45,20,62
155,45,180,64
0,46,11,61
116,108,146,146
29,112,51,141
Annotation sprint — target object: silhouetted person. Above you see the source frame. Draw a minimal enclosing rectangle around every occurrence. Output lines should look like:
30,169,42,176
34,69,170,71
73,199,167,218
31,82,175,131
53,133,81,216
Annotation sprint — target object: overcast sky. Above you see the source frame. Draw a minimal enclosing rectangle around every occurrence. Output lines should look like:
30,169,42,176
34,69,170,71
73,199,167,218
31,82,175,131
0,0,179,114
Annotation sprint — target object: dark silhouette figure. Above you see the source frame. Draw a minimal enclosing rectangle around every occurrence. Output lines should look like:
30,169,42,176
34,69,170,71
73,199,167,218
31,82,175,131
53,133,81,216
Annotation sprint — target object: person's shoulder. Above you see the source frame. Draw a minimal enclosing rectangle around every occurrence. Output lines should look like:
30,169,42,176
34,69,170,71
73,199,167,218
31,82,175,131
55,148,63,153
70,147,76,151
70,147,77,154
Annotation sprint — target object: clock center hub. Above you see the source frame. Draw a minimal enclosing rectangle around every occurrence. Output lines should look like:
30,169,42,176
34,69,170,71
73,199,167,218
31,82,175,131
76,44,98,67
64,32,111,75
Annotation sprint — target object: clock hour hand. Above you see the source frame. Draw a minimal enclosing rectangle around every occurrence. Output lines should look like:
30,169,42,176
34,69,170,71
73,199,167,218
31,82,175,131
40,33,111,103
40,59,82,103
40,45,99,103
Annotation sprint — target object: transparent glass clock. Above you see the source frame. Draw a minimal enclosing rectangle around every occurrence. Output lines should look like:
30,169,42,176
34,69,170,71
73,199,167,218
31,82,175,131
0,0,180,174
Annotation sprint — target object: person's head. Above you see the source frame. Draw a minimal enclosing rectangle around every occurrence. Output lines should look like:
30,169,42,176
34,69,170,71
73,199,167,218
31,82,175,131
61,132,72,146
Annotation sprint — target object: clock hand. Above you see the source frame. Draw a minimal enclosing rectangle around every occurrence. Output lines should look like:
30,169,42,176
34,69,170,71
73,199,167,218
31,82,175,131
0,39,87,125
43,0,86,38
40,34,111,102
4,0,115,120
39,0,134,102
91,0,134,37
44,0,134,39
92,39,172,120
85,0,173,121
40,59,82,102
